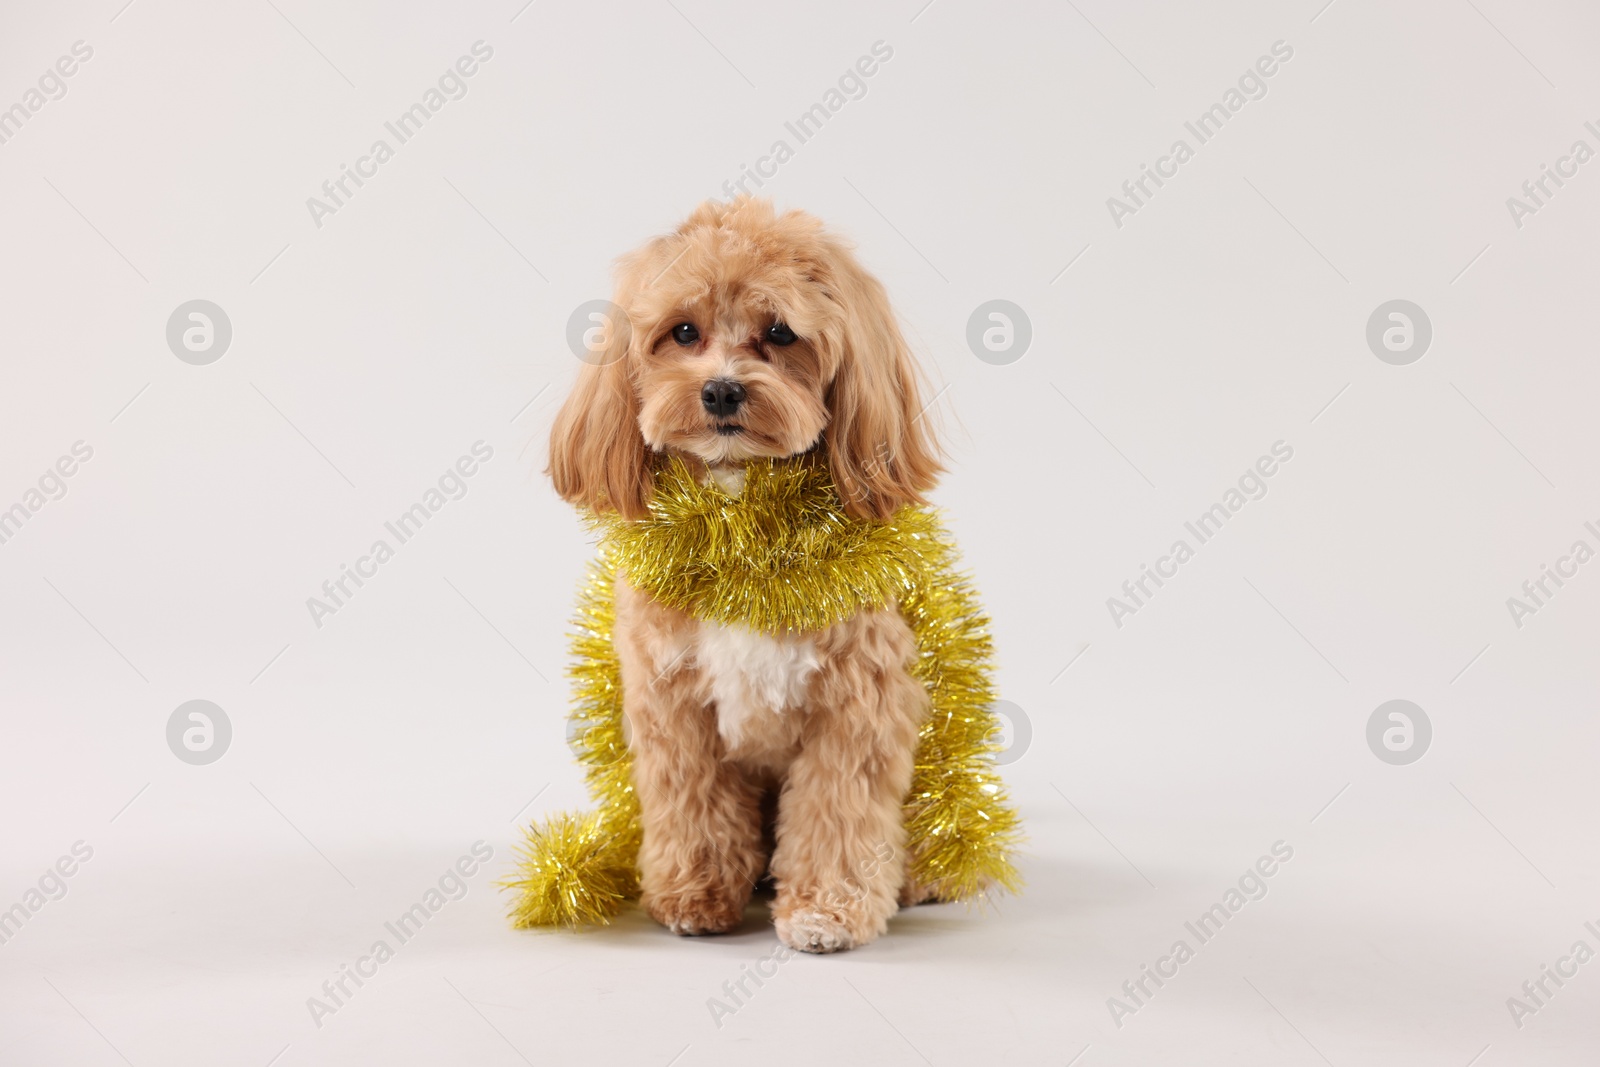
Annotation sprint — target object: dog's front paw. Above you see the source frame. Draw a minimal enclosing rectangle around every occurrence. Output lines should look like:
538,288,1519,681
644,885,745,936
773,887,895,954
774,905,857,954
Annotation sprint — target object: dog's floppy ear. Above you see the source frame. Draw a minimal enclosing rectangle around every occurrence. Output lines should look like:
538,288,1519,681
547,296,653,519
820,243,943,521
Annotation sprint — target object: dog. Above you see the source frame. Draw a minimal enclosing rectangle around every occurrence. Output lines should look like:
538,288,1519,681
548,198,945,953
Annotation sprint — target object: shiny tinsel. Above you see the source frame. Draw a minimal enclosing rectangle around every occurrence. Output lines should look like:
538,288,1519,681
504,458,1021,928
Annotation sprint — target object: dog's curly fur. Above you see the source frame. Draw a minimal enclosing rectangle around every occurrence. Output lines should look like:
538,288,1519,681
548,198,944,952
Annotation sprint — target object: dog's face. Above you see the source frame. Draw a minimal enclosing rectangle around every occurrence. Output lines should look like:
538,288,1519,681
631,263,831,468
550,199,941,520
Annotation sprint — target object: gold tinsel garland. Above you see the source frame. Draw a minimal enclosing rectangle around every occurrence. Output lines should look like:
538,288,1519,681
502,458,1022,929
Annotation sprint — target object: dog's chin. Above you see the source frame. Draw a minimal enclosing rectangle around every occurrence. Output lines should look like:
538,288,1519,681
660,424,809,466
688,428,768,466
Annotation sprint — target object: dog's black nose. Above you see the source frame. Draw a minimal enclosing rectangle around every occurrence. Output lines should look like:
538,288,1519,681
701,378,746,416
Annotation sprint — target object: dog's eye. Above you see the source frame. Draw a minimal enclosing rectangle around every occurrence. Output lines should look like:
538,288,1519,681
766,322,797,346
671,323,699,346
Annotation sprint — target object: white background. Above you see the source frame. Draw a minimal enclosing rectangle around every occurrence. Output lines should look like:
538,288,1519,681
3,0,1598,1064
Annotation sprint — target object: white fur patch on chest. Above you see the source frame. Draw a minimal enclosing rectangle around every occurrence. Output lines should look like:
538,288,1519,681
695,621,819,747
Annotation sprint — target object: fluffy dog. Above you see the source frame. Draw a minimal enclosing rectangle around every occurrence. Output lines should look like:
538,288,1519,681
548,198,943,952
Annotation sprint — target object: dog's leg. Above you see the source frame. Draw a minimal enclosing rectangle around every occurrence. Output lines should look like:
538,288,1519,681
615,580,763,936
897,877,939,907
770,608,928,953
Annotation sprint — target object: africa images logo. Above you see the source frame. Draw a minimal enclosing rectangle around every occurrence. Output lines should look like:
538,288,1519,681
1105,40,1294,229
305,42,494,229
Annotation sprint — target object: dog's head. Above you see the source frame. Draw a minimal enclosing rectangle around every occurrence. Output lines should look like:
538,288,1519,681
549,198,941,520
